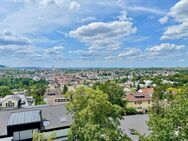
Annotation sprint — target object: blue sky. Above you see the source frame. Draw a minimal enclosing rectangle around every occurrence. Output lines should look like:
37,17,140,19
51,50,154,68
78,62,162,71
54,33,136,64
0,0,188,67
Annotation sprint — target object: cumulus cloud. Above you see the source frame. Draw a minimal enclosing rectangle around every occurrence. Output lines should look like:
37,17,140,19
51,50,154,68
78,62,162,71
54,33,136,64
69,18,136,50
44,45,64,55
0,31,30,46
159,16,169,24
161,0,188,40
118,48,141,58
146,43,185,56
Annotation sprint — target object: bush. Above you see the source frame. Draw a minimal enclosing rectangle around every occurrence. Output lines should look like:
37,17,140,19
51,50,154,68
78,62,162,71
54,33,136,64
126,107,137,115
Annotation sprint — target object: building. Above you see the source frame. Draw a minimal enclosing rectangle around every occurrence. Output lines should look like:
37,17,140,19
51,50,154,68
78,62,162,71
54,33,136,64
125,92,152,113
0,103,72,141
0,95,21,109
0,94,35,109
44,88,69,105
0,103,150,141
138,87,154,96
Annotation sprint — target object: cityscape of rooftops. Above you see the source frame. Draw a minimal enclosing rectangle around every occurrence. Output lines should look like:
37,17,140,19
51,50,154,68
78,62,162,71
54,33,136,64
0,0,188,141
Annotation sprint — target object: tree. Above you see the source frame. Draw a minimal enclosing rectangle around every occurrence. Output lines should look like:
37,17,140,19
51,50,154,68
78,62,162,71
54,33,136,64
92,81,126,108
63,85,68,94
141,89,188,141
0,86,12,97
32,131,56,141
66,87,130,141
126,107,137,115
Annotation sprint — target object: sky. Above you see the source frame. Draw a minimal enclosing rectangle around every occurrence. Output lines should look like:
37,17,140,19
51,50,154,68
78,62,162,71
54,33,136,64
0,0,188,68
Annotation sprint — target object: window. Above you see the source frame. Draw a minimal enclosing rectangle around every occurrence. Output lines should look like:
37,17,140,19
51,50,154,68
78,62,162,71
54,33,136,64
55,98,68,102
6,101,14,108
13,129,38,141
43,120,50,126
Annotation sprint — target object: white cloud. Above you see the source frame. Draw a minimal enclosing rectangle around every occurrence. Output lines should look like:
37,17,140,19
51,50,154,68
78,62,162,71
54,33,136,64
45,45,64,55
117,11,132,21
77,16,96,23
159,16,168,24
69,1,80,10
69,19,136,50
125,6,165,15
161,0,188,40
146,43,185,56
0,31,30,46
161,22,188,40
0,0,78,34
118,48,141,58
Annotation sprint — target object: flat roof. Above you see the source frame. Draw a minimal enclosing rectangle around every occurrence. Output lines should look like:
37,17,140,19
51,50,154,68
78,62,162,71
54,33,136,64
0,103,72,137
8,110,41,126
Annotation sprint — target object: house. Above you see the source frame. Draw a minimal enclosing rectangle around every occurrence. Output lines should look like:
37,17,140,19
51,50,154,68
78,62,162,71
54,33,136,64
0,95,21,109
0,103,72,141
0,103,149,141
138,87,154,96
0,94,35,109
44,88,69,105
125,92,152,113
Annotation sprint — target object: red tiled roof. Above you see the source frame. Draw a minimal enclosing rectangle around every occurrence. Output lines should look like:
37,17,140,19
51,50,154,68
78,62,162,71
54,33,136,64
141,88,154,95
126,93,152,102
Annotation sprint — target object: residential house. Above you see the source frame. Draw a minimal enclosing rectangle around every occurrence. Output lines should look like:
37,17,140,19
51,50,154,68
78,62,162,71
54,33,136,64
125,92,152,113
0,94,35,109
0,95,21,109
44,88,69,105
0,104,72,141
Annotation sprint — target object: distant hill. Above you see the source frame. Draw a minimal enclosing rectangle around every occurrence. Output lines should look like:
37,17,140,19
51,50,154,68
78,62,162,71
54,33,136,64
0,65,7,68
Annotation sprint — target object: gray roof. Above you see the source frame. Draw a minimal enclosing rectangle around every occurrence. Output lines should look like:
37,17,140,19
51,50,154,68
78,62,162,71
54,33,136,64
1,95,21,103
0,103,72,136
0,104,149,140
8,110,41,126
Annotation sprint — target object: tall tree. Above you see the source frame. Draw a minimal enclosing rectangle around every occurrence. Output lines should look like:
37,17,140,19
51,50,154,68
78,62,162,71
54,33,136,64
63,85,68,94
0,86,12,97
92,81,126,108
141,88,188,141
66,87,130,141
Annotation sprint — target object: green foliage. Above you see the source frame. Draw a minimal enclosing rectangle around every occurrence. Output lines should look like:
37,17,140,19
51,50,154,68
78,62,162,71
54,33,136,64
32,131,56,141
0,77,48,104
126,107,137,115
92,81,126,108
66,87,130,141
141,89,188,141
63,85,68,94
0,86,12,97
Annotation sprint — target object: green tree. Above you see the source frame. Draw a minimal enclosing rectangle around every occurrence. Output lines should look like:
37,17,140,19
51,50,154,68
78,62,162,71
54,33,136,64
92,81,126,108
0,86,12,97
66,87,130,141
63,85,68,94
141,89,188,141
32,131,56,141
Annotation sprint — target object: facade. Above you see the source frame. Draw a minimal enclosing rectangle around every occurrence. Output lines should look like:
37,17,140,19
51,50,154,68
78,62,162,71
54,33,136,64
0,95,21,109
125,93,152,113
0,94,35,109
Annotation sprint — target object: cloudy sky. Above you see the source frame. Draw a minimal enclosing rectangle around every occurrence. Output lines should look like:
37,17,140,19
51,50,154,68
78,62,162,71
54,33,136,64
0,0,188,67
